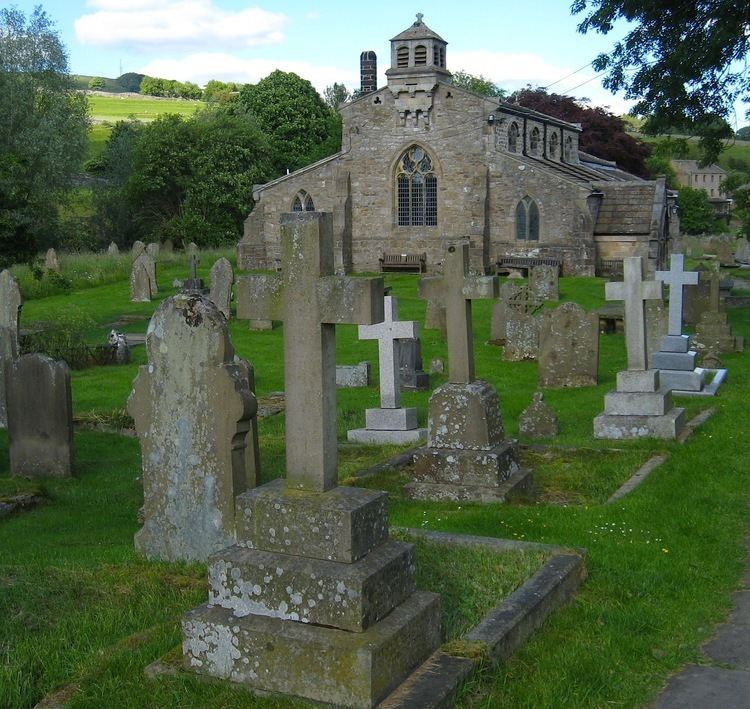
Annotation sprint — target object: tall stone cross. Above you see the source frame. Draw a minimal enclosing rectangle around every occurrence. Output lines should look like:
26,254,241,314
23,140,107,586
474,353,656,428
655,254,698,335
236,212,384,492
605,256,662,370
419,242,497,384
358,295,417,409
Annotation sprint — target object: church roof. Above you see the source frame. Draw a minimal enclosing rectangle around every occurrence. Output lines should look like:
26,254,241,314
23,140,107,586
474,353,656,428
391,14,446,42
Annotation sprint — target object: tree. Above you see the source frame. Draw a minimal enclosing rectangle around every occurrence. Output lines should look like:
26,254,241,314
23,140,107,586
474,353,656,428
203,80,241,103
0,6,89,266
451,70,506,98
721,169,750,237
88,76,105,90
736,126,750,141
115,72,144,92
677,186,725,234
238,71,339,174
324,83,351,110
572,0,750,164
512,87,651,177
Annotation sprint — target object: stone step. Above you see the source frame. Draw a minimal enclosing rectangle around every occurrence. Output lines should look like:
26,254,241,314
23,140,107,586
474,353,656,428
659,368,705,393
651,350,697,371
207,540,416,632
413,441,519,488
593,407,685,440
182,590,441,708
603,390,673,417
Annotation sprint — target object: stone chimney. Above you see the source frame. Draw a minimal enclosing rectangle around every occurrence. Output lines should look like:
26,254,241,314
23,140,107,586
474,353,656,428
360,50,377,95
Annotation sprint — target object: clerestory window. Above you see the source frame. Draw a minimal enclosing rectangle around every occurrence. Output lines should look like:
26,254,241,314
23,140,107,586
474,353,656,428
515,196,539,241
292,190,315,212
396,145,437,227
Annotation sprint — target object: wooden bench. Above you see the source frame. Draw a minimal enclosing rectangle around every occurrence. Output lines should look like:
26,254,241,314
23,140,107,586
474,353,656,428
494,256,562,276
379,252,427,273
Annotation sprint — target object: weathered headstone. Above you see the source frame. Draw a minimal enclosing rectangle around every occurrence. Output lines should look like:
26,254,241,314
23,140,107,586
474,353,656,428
645,297,668,367
189,212,439,706
429,357,444,374
44,248,59,272
0,270,22,428
127,293,259,562
715,240,734,267
489,281,522,344
146,242,160,258
162,238,174,254
335,361,370,387
107,241,119,256
130,257,152,302
423,298,446,337
694,272,744,353
594,257,685,439
398,337,429,390
408,241,531,502
6,354,73,477
529,264,559,301
503,308,542,361
182,255,206,293
538,302,599,388
348,295,426,444
683,268,712,326
186,241,199,257
208,257,233,319
518,392,559,439
736,237,750,264
132,240,146,257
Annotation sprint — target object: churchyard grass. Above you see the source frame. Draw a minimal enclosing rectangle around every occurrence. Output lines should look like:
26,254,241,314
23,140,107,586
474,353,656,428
2,261,749,706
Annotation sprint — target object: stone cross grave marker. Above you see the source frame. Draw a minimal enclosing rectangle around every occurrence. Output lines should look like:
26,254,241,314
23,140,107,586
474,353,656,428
183,255,205,292
236,211,384,492
418,242,497,384
0,270,22,427
655,253,698,336
605,256,662,370
208,257,233,319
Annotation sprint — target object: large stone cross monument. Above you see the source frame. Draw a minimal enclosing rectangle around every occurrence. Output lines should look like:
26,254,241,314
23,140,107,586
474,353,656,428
184,212,440,707
594,256,685,439
408,242,531,502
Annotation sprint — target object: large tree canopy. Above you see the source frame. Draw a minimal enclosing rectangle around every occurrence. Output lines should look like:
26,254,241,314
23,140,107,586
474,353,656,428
451,71,506,99
0,5,88,265
572,0,750,163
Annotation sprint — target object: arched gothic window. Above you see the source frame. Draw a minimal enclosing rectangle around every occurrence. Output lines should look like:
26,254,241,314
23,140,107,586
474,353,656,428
515,196,539,241
549,132,559,159
292,190,315,212
397,46,409,68
529,127,540,155
508,122,519,153
564,135,574,161
414,45,427,65
397,145,437,227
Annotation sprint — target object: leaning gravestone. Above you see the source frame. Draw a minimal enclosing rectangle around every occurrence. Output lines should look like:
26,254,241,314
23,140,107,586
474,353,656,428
736,237,750,264
518,392,559,439
538,302,599,388
107,241,119,256
0,270,22,427
6,353,74,477
130,258,152,302
408,241,531,502
196,211,440,706
208,257,233,319
348,295,426,444
44,248,60,272
594,257,685,439
127,293,259,562
529,264,559,302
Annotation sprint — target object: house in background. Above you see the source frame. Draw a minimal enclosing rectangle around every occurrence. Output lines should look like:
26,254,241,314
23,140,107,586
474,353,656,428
671,159,732,223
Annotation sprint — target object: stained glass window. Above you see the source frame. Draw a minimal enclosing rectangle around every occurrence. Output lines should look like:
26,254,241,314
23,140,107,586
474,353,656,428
396,145,437,227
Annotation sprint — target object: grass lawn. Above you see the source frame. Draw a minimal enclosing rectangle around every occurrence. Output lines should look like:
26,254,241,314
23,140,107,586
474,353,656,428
88,94,204,124
2,256,749,707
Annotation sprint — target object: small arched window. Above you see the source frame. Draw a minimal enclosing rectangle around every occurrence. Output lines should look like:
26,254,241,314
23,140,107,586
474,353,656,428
564,135,574,161
508,122,519,153
515,196,539,241
529,127,540,155
549,132,559,159
396,145,437,227
414,45,427,66
292,190,315,212
397,46,409,68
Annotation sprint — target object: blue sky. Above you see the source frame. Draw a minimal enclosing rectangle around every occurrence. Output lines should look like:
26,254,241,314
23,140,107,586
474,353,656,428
12,1,748,124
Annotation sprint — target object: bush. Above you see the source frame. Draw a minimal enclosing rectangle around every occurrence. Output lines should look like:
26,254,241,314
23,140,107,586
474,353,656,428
20,307,96,369
88,77,105,90
677,186,726,234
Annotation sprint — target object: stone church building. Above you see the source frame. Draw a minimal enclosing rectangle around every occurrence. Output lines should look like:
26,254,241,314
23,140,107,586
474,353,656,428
238,15,672,276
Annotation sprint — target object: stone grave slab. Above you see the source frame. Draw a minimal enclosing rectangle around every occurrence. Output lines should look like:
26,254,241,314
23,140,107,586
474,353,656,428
529,264,559,302
736,237,750,264
208,257,233,319
503,308,541,361
518,392,558,439
44,248,59,272
398,337,429,391
107,242,119,256
336,361,370,387
538,302,598,388
146,242,160,258
182,255,207,293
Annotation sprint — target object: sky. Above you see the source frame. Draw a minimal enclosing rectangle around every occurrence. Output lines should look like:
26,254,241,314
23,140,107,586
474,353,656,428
10,0,748,125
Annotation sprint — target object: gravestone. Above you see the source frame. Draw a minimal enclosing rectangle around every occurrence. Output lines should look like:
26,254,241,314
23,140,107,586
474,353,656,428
489,281,522,344
162,238,174,254
132,240,146,257
127,293,259,562
0,270,22,427
736,237,750,264
594,257,685,439
408,241,531,502
683,269,711,326
715,240,734,266
208,257,233,319
503,308,542,361
186,241,199,257
518,392,559,439
645,297,668,367
694,272,744,354
398,337,429,390
6,354,73,477
538,302,599,388
423,298,446,337
429,357,444,374
44,248,59,272
335,361,370,387
107,241,119,256
146,242,160,258
190,211,440,706
529,264,559,301
130,257,152,302
182,255,206,293
348,295,426,444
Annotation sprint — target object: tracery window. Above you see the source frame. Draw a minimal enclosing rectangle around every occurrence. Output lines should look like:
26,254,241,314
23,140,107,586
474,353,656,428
515,196,539,241
508,122,519,153
397,46,409,68
529,127,540,155
292,190,315,212
549,132,559,159
396,145,437,227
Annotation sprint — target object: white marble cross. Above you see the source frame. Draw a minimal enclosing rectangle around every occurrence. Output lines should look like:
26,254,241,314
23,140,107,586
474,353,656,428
605,256,662,370
655,254,698,335
419,242,497,384
359,296,417,410
236,212,384,493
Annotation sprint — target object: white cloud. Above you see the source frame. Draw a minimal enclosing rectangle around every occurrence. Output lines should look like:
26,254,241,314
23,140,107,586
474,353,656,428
75,1,287,50
451,50,634,114
137,53,358,96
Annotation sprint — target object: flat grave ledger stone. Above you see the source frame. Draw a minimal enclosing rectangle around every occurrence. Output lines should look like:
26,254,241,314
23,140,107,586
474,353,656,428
398,336,429,391
127,293,259,562
208,257,233,320
44,248,60,272
518,391,558,439
6,353,73,477
538,302,599,388
529,264,559,302
409,241,532,502
0,269,22,427
189,211,440,706
107,241,119,256
348,295,426,444
594,257,685,440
